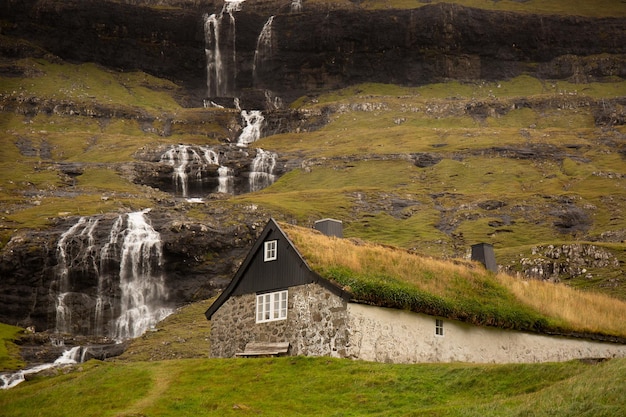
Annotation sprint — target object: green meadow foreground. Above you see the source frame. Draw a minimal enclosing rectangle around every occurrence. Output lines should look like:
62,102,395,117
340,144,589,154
1,355,625,417
1,303,626,417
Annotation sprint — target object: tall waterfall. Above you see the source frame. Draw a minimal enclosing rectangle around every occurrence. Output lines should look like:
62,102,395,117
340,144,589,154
237,110,264,146
249,148,277,192
53,210,171,340
113,211,171,340
160,144,220,197
204,0,245,97
253,16,275,86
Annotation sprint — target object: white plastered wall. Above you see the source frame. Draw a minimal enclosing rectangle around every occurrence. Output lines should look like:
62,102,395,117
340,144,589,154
346,303,626,364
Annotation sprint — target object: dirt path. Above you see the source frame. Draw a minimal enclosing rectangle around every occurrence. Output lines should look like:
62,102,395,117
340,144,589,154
115,363,181,417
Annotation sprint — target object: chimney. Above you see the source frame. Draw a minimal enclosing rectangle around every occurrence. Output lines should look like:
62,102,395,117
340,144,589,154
314,218,343,238
471,243,497,273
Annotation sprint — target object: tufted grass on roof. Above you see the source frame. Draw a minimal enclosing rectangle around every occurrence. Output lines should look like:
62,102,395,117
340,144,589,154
281,223,626,339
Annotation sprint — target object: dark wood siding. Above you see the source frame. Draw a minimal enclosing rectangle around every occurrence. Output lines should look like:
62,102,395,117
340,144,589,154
232,228,316,295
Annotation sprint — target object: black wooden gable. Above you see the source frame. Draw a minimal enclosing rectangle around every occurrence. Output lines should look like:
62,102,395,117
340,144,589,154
205,218,349,320
231,223,315,296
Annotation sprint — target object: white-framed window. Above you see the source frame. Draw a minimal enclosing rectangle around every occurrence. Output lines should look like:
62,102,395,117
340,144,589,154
435,319,444,337
256,290,288,323
264,240,277,262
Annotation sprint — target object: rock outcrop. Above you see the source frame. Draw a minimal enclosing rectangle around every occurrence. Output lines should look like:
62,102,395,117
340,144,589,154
0,207,270,333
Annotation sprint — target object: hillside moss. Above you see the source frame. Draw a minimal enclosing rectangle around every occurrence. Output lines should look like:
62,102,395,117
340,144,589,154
0,323,24,371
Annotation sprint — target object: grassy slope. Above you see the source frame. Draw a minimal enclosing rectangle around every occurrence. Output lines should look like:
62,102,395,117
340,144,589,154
238,77,626,299
1,300,625,416
1,354,625,416
337,0,626,17
0,322,24,371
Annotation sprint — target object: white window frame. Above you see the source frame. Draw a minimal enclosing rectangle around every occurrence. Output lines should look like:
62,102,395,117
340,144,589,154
435,318,444,337
264,240,277,262
256,290,288,323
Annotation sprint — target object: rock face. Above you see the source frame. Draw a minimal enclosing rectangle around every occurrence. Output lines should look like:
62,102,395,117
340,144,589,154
2,0,624,105
0,208,269,333
503,244,621,282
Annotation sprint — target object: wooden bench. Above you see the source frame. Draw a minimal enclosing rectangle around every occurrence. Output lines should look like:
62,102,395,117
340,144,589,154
235,342,290,357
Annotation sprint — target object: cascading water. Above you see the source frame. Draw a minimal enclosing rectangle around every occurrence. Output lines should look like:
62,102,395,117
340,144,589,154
52,210,172,341
253,16,275,87
237,110,264,146
204,0,245,97
1,346,82,390
249,148,277,192
217,166,234,194
55,217,100,335
160,145,220,197
113,210,171,340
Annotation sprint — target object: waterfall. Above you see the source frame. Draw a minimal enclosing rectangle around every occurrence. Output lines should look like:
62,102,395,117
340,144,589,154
160,145,221,197
253,16,275,86
113,210,171,341
218,165,234,194
53,211,172,341
204,0,245,97
264,89,283,110
96,215,124,335
249,148,277,192
237,110,264,146
55,217,100,335
1,347,82,390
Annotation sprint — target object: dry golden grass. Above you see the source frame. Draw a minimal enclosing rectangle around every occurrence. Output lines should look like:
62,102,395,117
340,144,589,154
499,275,626,337
282,222,626,338
284,223,477,297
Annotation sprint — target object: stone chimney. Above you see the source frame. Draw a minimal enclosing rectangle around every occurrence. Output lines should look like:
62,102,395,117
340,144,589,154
471,243,497,273
314,218,343,238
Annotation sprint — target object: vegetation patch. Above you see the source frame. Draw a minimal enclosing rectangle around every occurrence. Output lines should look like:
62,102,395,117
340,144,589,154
0,323,24,371
282,223,626,337
358,0,626,17
1,356,623,416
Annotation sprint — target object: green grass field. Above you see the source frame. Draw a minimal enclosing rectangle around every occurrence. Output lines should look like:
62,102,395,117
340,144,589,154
1,300,625,416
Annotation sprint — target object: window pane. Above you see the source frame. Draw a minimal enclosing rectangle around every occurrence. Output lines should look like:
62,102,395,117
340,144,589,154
264,240,277,261
256,290,288,323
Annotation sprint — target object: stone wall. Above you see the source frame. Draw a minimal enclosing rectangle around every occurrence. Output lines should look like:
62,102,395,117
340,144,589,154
346,303,626,364
210,283,349,358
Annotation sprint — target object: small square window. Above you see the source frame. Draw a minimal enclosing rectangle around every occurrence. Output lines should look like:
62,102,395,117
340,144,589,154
435,319,444,336
256,290,288,323
264,240,277,262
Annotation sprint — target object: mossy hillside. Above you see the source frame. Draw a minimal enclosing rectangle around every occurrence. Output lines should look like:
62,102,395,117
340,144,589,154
357,0,626,17
0,59,225,235
0,322,24,371
235,155,625,255
166,0,626,17
2,59,181,112
2,54,625,296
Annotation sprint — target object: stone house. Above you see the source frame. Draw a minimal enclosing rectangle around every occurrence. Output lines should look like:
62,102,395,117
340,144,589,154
205,219,626,363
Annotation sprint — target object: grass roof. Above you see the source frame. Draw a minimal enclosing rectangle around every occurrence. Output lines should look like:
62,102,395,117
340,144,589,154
280,222,626,340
